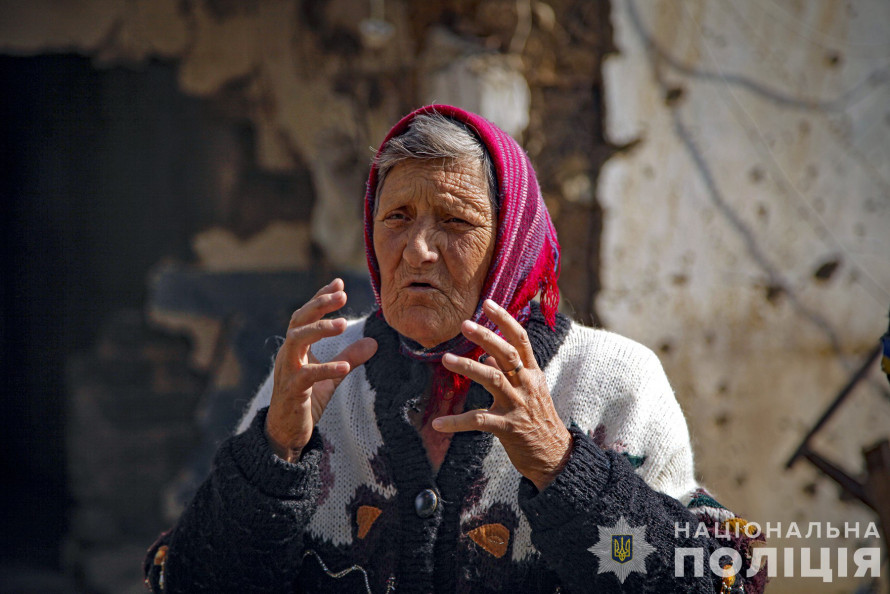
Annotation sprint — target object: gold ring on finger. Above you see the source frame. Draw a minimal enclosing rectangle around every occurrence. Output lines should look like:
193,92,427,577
503,363,524,378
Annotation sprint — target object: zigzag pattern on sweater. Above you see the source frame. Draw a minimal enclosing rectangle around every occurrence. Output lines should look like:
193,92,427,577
236,304,724,581
147,303,767,592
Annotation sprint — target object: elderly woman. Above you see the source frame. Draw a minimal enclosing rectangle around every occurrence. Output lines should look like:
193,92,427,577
144,106,766,593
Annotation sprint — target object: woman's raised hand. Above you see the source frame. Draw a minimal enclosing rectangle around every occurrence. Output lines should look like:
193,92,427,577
433,299,572,491
265,279,378,463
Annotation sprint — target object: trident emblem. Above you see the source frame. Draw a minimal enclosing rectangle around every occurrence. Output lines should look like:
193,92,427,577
612,535,633,563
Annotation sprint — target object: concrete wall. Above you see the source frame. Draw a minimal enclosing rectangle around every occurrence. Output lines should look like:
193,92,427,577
601,1,890,591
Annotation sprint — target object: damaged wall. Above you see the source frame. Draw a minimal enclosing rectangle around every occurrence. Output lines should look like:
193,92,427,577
2,1,613,592
1,0,610,303
601,1,890,591
8,0,886,592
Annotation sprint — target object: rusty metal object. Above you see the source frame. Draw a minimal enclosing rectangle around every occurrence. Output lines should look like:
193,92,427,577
786,341,888,587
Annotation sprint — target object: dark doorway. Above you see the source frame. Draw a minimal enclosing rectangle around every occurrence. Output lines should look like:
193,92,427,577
0,54,221,573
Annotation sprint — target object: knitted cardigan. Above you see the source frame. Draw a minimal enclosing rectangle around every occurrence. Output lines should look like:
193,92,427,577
144,305,766,593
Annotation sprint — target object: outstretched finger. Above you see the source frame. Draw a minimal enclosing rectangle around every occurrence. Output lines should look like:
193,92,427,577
288,280,347,331
431,409,508,434
311,277,344,300
287,317,348,356
482,300,538,370
460,320,525,383
277,318,346,368
302,337,378,420
441,352,520,406
292,360,351,390
328,337,378,386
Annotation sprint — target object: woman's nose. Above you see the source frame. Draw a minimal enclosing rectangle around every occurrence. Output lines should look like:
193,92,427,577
403,222,439,266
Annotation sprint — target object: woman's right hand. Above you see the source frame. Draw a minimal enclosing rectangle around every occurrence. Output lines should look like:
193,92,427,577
265,278,378,462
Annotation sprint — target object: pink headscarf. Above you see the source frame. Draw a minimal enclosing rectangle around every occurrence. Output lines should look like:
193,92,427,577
363,105,561,411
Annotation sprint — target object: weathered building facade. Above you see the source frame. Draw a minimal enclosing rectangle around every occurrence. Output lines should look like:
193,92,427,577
1,0,887,591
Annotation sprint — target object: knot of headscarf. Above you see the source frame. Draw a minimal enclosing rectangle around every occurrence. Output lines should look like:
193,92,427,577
363,104,561,417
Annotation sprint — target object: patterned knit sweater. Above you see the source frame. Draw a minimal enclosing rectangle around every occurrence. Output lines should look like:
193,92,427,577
144,305,767,593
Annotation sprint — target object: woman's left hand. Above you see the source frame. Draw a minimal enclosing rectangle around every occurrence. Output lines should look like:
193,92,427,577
433,299,572,491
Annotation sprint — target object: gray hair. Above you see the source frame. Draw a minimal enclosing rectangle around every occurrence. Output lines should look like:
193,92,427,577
373,112,498,214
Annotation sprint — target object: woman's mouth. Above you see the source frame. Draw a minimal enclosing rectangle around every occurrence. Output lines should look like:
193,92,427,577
406,281,437,292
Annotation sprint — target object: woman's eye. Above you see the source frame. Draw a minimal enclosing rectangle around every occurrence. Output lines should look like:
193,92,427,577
445,217,469,225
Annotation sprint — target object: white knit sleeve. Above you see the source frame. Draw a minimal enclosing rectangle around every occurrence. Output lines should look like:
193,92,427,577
547,323,700,499
235,371,274,434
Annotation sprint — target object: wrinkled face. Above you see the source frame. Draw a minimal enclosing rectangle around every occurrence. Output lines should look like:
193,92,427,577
373,158,496,348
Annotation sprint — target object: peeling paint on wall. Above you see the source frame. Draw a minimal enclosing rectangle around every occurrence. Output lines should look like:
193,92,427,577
601,1,890,591
2,2,620,590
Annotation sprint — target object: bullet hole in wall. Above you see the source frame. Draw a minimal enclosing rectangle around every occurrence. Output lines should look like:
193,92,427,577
824,51,842,67
748,166,764,183
765,284,786,304
664,86,684,106
813,258,841,282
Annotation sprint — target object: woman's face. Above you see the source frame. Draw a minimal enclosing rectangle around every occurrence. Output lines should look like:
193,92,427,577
373,158,496,348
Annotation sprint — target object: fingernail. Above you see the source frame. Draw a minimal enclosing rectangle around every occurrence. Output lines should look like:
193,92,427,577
465,321,478,332
335,362,350,373
484,299,498,310
432,419,444,430
443,353,458,364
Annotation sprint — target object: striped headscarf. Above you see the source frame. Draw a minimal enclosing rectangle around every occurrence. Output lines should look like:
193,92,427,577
363,105,561,409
